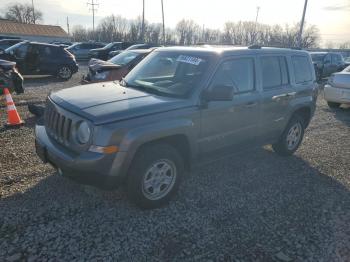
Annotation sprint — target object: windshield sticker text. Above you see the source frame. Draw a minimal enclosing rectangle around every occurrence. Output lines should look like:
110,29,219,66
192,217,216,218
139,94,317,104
176,55,203,65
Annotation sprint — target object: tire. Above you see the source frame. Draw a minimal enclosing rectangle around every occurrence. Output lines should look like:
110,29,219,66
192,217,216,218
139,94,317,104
127,144,184,209
327,101,341,108
272,115,305,156
57,66,72,80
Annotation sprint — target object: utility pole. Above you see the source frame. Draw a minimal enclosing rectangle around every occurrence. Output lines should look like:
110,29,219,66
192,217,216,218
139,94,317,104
87,0,99,33
253,6,260,44
298,0,308,48
31,0,35,24
255,6,260,24
161,0,165,44
141,0,145,42
66,16,70,35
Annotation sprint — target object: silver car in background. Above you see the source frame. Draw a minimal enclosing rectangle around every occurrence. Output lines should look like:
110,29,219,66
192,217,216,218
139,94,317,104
324,65,350,108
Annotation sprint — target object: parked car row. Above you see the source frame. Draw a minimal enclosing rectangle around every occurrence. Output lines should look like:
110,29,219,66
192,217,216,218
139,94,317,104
0,38,161,81
310,51,347,81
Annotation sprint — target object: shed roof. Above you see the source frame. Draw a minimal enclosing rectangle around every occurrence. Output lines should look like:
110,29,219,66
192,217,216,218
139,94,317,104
0,20,68,38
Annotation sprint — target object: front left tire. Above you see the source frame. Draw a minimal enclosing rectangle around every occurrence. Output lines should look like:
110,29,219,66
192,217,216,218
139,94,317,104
127,144,184,209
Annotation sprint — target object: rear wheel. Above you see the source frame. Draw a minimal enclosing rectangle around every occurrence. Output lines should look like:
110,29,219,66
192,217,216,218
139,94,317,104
327,101,341,108
57,66,72,80
272,115,305,156
127,144,184,209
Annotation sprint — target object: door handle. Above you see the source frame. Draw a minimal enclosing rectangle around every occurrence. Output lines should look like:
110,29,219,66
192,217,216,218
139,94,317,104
272,94,288,100
244,102,258,108
287,92,296,97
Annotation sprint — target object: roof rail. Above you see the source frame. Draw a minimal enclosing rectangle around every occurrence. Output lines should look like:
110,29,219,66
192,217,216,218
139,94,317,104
248,44,261,49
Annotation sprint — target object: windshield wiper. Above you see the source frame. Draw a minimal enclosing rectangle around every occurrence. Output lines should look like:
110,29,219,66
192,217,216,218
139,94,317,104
121,78,169,96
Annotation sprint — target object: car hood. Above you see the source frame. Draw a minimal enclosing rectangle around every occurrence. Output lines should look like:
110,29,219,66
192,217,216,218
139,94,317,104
50,82,191,125
88,58,121,71
0,59,16,70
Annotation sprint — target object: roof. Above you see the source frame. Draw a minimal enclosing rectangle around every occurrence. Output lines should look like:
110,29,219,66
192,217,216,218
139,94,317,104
0,20,68,38
157,46,309,56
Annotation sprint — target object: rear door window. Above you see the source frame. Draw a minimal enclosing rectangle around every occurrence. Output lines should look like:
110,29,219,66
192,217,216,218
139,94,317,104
211,58,255,93
261,56,289,90
292,56,313,84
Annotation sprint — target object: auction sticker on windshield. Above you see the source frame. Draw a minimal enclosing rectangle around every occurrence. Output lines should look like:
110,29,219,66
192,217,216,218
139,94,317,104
176,55,203,65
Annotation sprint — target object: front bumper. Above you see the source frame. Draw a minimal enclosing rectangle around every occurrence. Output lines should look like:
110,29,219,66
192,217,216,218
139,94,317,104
324,84,350,104
35,124,128,189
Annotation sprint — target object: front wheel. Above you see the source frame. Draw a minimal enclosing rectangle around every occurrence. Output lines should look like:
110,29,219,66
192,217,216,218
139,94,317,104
272,115,305,156
127,144,184,209
57,66,72,80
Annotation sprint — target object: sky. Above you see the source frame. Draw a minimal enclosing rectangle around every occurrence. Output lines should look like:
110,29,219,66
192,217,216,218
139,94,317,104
1,0,350,46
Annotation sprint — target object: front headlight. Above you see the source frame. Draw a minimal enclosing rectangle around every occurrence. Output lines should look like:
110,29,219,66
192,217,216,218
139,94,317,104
77,121,91,144
94,71,109,80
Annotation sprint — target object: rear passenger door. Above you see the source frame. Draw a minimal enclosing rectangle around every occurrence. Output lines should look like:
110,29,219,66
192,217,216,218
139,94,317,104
259,55,295,141
37,45,57,74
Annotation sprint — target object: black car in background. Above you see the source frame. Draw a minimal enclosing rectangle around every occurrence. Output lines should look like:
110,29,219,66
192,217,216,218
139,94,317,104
67,42,106,60
89,42,133,60
0,39,23,51
310,52,346,80
0,42,78,80
108,43,160,59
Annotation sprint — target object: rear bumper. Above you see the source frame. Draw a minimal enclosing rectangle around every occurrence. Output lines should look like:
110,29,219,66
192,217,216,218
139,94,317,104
324,84,350,104
35,124,128,189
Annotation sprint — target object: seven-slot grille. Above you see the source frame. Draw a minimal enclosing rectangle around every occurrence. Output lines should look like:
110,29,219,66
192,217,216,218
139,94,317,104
45,101,72,145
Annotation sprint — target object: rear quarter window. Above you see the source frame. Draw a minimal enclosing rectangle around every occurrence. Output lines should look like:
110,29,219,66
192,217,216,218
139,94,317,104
292,56,313,84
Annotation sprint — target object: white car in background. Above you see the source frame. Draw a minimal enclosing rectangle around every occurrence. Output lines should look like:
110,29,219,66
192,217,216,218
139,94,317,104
324,65,350,108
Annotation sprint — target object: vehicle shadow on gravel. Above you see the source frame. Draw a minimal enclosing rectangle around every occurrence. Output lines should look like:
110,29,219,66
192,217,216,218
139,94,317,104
1,147,349,261
323,105,350,127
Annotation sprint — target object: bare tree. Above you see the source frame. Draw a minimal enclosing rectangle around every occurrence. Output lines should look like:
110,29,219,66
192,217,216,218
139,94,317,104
4,3,43,24
71,25,88,42
70,14,320,48
338,42,350,49
176,19,201,45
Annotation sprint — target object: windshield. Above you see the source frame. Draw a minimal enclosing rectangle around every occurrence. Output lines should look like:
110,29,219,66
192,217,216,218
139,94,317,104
123,51,210,97
311,53,326,62
109,51,139,66
5,42,24,53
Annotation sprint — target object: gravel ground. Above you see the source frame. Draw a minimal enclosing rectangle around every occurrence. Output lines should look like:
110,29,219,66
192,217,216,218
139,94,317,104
0,71,349,261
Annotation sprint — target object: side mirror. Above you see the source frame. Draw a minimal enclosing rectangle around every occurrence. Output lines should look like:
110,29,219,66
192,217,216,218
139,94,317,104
203,85,234,101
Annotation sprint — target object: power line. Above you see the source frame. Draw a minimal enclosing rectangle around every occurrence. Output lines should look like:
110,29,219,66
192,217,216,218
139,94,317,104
87,0,99,32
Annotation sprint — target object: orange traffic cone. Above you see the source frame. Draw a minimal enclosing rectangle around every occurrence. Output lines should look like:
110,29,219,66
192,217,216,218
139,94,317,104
3,87,24,127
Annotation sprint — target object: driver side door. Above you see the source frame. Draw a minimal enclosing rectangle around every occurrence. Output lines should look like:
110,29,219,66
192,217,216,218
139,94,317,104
199,56,261,155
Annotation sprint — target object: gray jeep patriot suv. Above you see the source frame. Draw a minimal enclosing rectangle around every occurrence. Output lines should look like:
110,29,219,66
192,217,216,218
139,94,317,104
35,46,318,208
